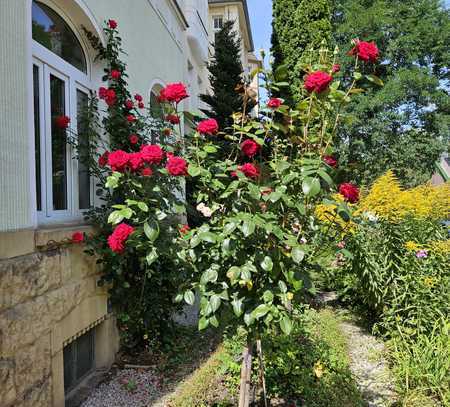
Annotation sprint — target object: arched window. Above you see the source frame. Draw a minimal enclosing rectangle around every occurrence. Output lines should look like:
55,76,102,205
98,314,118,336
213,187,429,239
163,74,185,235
32,0,92,221
150,83,164,120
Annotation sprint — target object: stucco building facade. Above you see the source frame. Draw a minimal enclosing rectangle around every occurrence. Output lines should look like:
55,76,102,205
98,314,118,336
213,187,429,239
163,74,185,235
0,1,259,405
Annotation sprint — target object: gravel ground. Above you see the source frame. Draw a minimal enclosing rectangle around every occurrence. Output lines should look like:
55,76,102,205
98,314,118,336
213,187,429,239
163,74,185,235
81,369,164,407
340,320,397,407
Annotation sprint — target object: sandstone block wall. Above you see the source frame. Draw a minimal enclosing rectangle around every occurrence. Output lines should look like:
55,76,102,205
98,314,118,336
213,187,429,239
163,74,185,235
0,226,119,407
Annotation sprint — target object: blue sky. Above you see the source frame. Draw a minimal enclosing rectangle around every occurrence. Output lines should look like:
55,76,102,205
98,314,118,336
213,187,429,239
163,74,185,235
247,0,450,63
247,0,273,65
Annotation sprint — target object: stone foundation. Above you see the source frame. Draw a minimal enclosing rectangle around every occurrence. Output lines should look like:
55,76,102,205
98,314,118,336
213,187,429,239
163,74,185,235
0,226,119,407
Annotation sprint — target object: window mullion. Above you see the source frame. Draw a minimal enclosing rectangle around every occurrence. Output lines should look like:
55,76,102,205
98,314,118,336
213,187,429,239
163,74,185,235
69,77,78,215
43,65,53,218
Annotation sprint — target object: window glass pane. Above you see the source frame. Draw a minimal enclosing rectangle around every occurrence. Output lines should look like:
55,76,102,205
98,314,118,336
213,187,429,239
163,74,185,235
50,74,67,210
77,90,90,210
33,65,42,211
150,91,164,120
63,341,75,392
32,1,87,73
75,330,95,381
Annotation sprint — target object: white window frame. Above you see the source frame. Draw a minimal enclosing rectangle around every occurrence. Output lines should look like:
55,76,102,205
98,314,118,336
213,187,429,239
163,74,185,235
32,37,93,224
213,15,224,31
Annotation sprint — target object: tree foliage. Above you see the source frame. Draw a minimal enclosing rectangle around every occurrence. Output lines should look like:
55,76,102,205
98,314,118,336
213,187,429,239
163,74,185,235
332,0,450,187
200,20,245,129
271,0,332,102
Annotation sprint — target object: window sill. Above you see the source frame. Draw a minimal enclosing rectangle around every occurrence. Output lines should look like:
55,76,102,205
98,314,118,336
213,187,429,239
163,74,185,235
0,223,95,260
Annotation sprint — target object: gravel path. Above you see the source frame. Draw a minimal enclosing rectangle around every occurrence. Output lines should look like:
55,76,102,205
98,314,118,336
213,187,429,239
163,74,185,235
340,320,397,407
317,291,397,407
81,369,164,407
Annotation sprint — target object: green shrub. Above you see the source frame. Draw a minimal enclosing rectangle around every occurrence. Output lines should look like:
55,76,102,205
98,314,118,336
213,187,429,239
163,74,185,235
389,320,450,406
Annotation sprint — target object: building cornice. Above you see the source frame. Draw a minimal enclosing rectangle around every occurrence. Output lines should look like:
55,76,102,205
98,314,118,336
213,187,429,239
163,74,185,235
208,0,254,52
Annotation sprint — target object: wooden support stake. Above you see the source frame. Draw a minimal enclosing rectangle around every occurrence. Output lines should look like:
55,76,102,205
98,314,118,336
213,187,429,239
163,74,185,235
239,342,253,407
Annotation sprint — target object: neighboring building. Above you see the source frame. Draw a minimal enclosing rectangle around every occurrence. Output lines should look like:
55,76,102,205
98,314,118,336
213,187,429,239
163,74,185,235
0,1,210,406
431,154,450,185
208,0,262,110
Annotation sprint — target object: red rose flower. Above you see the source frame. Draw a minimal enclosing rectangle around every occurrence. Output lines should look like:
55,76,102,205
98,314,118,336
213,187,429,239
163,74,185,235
166,114,180,125
138,102,144,109
55,115,70,129
126,114,136,123
162,83,188,104
129,134,139,145
99,87,108,99
141,167,153,177
108,19,117,29
332,64,341,73
240,139,260,158
127,152,143,171
141,144,163,164
304,71,333,93
323,155,338,168
197,119,219,135
349,40,379,63
105,89,117,106
166,156,188,176
72,231,84,243
237,163,260,179
267,98,282,109
125,99,133,109
339,183,360,203
158,88,167,103
98,151,109,167
179,224,190,235
110,70,121,80
134,94,143,102
108,150,129,172
107,223,134,253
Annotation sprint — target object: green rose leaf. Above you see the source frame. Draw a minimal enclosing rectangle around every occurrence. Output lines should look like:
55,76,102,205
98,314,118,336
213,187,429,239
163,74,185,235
146,248,159,266
280,316,293,335
137,202,149,212
260,256,273,272
184,290,195,306
188,165,201,177
241,220,256,237
144,221,159,242
108,210,124,225
210,295,221,313
201,268,218,285
231,298,244,316
198,316,209,330
292,247,305,264
263,290,274,303
302,177,321,197
252,304,270,320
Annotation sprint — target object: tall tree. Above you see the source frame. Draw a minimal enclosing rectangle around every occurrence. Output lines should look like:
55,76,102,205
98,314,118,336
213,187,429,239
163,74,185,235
271,0,332,102
200,20,244,129
333,0,450,187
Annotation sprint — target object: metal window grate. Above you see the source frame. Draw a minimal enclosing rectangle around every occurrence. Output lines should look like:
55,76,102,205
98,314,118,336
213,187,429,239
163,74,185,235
63,329,95,393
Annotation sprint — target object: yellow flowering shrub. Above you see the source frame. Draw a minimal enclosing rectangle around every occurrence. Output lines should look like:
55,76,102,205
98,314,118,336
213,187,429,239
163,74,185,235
357,170,450,222
315,194,356,234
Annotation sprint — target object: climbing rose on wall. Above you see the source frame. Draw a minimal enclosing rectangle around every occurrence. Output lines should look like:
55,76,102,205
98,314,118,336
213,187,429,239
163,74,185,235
323,155,338,168
332,64,341,73
125,100,134,109
126,114,136,123
127,152,143,171
71,232,84,243
349,40,379,63
141,144,163,165
240,139,260,158
134,93,143,102
304,71,333,93
339,183,360,203
129,134,139,145
108,19,117,29
166,114,180,125
108,150,129,172
197,118,219,135
110,69,121,80
141,167,153,177
235,163,260,179
160,83,188,104
55,115,70,129
267,98,282,109
107,223,134,253
166,156,188,176
98,151,109,167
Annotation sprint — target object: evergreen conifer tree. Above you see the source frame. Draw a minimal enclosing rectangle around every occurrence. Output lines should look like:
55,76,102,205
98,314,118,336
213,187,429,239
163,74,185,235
271,0,332,102
200,20,245,129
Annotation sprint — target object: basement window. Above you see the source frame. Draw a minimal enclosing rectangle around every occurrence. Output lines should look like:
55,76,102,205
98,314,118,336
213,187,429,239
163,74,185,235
63,329,95,393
